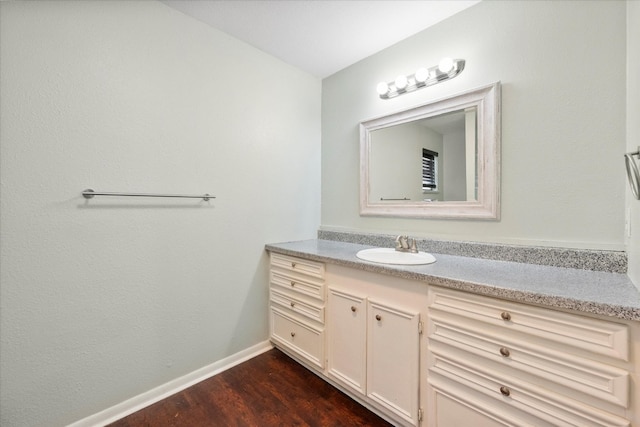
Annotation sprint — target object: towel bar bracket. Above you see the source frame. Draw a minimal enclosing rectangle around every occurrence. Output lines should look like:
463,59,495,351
625,147,640,200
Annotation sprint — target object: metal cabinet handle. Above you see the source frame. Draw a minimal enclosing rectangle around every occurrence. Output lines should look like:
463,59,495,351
351,306,357,312
375,314,382,321
499,347,510,357
291,262,297,268
290,332,296,338
500,386,511,397
290,302,295,308
290,281,295,287
500,311,512,321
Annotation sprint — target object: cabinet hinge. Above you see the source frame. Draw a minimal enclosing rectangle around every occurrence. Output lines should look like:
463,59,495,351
418,321,424,335
418,408,423,422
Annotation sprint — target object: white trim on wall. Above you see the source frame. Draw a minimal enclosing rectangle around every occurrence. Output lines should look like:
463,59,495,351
68,341,273,427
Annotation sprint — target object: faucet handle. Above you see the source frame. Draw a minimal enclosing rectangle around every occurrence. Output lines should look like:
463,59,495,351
395,235,408,250
409,238,418,253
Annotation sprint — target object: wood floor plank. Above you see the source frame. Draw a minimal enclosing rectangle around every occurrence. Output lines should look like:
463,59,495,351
108,348,394,426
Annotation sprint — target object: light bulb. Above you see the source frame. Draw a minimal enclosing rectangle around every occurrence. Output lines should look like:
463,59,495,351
376,82,389,95
394,75,408,90
415,68,429,83
438,57,454,73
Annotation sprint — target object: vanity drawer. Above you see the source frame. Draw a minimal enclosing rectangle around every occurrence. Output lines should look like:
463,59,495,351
428,314,629,409
271,288,325,324
270,270,325,302
428,287,629,361
271,253,325,280
428,349,630,427
271,307,324,369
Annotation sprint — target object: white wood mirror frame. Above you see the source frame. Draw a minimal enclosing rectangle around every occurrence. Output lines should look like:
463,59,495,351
360,82,501,220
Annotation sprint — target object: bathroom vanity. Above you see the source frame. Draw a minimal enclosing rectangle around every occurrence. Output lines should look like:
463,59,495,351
267,239,640,427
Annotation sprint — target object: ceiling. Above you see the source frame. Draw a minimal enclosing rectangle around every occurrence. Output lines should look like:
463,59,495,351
160,0,480,79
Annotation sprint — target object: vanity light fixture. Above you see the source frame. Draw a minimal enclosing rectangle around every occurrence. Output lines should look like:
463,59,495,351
376,57,465,99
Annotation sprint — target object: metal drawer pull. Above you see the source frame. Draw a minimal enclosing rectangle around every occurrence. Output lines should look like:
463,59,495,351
500,386,511,397
499,347,510,357
290,281,296,287
500,311,512,321
351,306,357,312
291,262,297,268
290,302,295,308
375,314,382,321
290,332,296,338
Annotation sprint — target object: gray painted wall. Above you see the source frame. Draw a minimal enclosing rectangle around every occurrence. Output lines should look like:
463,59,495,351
322,1,628,251
627,0,640,285
0,1,320,425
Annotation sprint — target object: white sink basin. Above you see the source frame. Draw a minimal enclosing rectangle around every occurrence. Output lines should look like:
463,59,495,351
356,248,436,265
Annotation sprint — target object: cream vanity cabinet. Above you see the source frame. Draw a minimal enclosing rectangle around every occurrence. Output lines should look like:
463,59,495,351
327,285,422,426
269,253,326,370
427,287,638,427
269,251,639,427
324,264,427,427
269,254,428,427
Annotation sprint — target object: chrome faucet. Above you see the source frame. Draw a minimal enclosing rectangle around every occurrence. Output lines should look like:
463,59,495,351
395,235,418,253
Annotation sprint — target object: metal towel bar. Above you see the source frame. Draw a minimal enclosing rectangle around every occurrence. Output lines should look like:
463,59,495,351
82,189,215,201
625,148,640,200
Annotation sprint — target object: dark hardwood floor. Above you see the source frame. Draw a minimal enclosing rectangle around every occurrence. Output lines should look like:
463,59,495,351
108,348,394,427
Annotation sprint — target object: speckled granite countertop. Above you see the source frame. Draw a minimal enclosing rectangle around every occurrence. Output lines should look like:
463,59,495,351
266,239,640,322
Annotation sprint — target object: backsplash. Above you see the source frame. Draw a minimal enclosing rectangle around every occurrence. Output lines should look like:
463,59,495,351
317,230,627,274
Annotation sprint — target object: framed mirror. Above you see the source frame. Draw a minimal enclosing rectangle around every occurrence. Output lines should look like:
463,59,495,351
360,82,501,219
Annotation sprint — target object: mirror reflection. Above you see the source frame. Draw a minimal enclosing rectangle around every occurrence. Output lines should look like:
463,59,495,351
369,108,477,203
360,82,500,220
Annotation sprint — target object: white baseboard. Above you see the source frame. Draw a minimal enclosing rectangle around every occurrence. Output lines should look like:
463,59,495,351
68,340,273,427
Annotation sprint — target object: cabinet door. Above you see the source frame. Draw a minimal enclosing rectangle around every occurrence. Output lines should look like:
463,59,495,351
367,299,420,426
327,287,367,394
